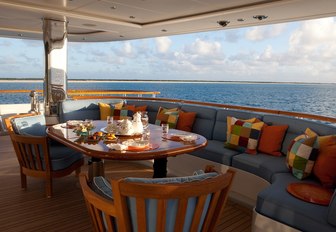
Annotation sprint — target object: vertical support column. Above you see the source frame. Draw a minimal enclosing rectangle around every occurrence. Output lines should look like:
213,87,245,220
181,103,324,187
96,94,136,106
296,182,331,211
43,18,68,118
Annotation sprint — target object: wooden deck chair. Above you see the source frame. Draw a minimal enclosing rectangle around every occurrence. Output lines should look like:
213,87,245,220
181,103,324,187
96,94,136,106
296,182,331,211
5,114,84,198
79,169,235,232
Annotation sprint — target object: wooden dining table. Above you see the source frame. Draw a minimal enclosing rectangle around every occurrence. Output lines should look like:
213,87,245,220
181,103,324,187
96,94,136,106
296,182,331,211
47,120,207,178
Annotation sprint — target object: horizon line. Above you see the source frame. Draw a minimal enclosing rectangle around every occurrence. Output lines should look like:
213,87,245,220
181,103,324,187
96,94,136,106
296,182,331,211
0,78,334,85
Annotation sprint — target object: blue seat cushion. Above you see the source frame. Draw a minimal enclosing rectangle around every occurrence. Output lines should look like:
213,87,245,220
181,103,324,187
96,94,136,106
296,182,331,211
232,153,288,182
91,176,113,200
256,173,336,232
191,140,240,166
49,145,83,171
12,115,46,136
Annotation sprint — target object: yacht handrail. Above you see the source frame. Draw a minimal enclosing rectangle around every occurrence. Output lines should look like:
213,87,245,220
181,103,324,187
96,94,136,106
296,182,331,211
71,95,336,124
0,89,160,97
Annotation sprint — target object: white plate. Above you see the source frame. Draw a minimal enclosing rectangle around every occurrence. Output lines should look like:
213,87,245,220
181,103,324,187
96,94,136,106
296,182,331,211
122,140,149,147
101,127,140,136
66,120,83,126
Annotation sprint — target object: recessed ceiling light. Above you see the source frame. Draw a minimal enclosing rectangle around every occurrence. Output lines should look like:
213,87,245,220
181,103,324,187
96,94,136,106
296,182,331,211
253,15,268,20
217,20,230,27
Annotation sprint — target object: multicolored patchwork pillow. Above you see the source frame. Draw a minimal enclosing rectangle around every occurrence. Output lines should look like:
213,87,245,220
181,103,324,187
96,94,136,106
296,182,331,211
111,105,134,120
155,107,179,129
98,102,123,120
225,119,264,154
286,136,318,180
226,116,259,139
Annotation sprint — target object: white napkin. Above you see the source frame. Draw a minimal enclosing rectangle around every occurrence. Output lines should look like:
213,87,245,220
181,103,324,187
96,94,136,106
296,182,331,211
106,143,128,151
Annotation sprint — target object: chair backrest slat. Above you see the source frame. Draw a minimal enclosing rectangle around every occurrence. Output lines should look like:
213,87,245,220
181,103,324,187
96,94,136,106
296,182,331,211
93,207,105,232
28,144,37,170
105,213,116,232
17,142,29,168
174,198,188,231
136,197,147,231
190,194,208,231
32,143,43,170
156,199,167,231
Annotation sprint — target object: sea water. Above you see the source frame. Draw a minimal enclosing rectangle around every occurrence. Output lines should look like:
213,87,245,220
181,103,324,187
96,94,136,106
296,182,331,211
0,81,335,118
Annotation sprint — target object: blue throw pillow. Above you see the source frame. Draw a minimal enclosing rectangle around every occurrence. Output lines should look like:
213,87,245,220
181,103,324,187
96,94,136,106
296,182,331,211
12,115,46,136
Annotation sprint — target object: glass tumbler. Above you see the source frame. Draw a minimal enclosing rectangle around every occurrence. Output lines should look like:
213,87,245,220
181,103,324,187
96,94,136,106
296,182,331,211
161,123,169,139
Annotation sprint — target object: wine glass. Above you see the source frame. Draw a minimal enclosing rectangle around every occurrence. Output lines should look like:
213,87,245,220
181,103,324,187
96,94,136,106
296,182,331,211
141,111,149,130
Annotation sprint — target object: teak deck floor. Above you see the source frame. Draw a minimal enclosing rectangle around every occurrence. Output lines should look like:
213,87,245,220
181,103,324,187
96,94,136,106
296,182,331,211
0,135,252,232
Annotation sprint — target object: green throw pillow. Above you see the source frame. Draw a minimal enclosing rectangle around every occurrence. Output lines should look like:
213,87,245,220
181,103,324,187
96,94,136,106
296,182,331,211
286,136,319,180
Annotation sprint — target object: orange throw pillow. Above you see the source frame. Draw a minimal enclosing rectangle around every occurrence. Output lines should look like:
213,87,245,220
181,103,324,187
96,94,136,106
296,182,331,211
313,141,336,189
258,124,288,156
135,105,147,112
176,111,196,132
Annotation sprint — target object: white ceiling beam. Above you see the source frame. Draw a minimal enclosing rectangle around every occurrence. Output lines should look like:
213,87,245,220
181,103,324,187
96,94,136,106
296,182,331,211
0,0,142,29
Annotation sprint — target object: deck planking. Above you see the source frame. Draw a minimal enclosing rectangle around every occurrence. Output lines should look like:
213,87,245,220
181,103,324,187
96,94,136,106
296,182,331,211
0,135,252,232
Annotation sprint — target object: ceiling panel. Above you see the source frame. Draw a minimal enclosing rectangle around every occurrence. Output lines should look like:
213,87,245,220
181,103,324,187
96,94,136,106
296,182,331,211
0,0,335,42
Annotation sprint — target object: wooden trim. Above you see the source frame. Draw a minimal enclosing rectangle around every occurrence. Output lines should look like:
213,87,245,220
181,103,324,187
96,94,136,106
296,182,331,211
0,89,160,96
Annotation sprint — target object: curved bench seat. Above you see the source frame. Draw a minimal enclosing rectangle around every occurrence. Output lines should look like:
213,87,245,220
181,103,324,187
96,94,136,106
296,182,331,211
257,173,335,231
59,98,336,231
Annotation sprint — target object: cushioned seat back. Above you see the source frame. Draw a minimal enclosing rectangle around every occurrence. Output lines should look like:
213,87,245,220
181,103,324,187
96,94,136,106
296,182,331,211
85,170,235,232
12,114,46,136
213,109,263,141
180,104,217,139
262,115,336,154
59,99,123,122
124,173,217,232
126,100,180,124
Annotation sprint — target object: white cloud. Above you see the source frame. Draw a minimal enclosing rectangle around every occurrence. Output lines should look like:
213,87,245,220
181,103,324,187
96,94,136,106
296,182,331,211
123,42,133,55
185,38,222,57
155,37,172,53
289,17,336,56
246,24,286,41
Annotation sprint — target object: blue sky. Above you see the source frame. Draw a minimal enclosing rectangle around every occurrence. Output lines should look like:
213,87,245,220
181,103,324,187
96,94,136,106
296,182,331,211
0,17,336,83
